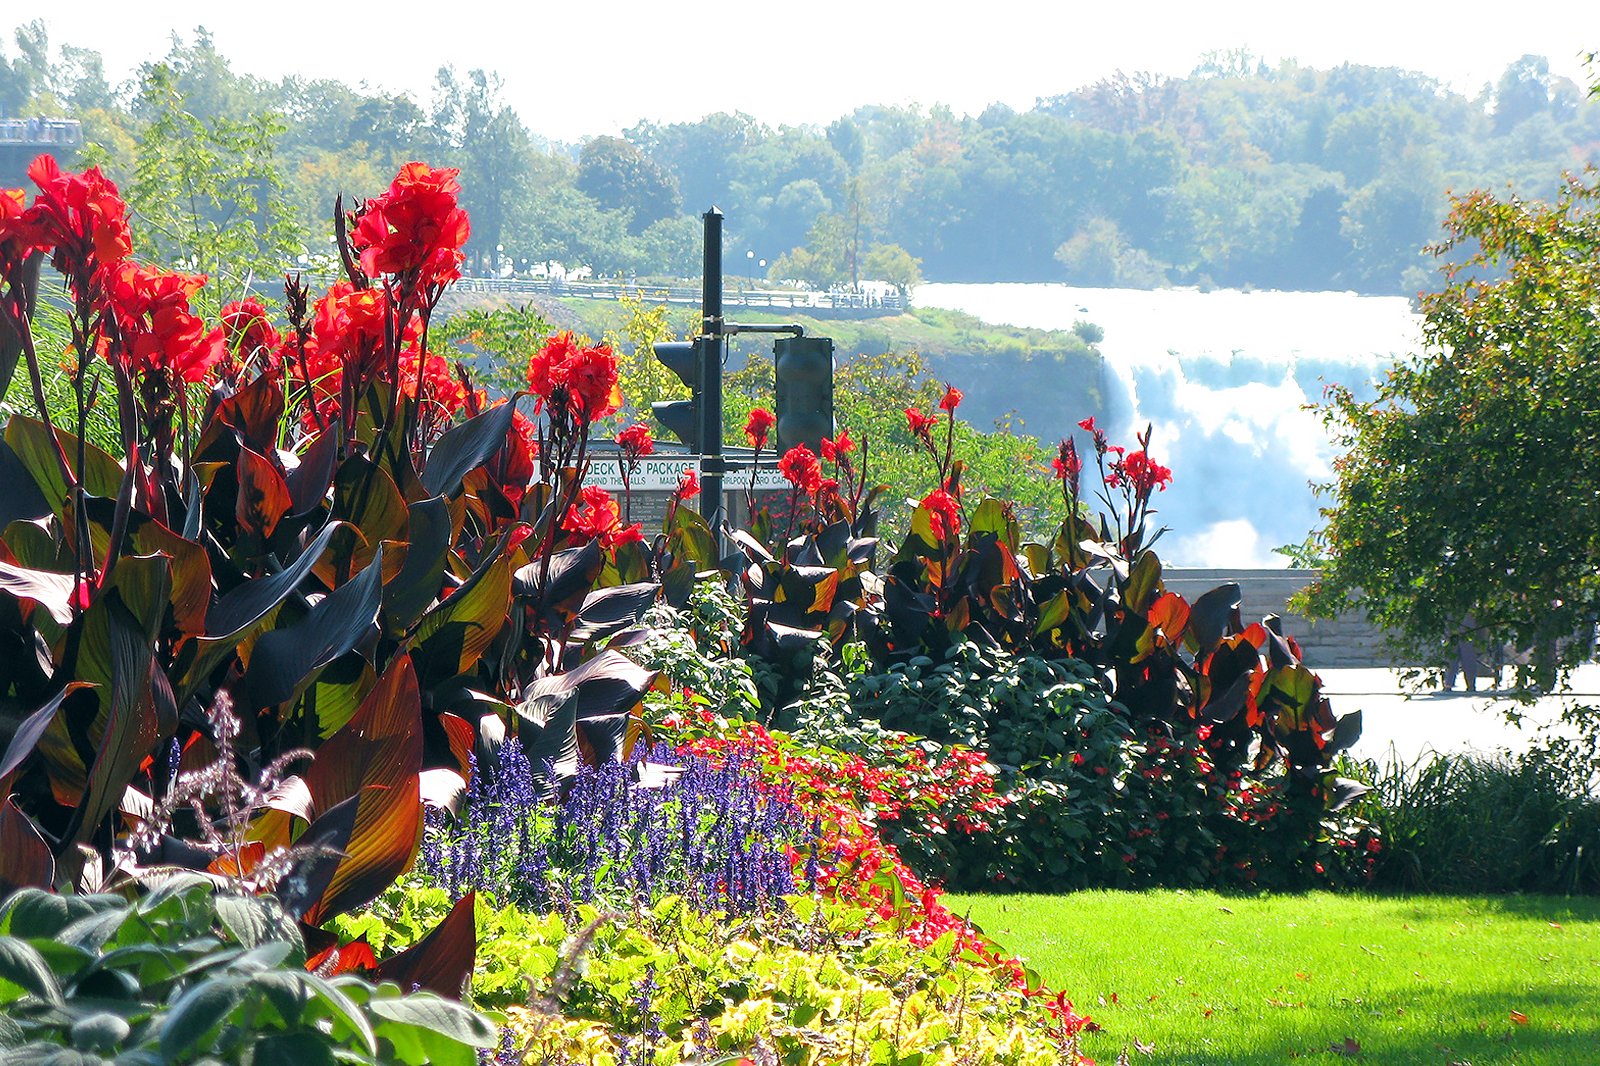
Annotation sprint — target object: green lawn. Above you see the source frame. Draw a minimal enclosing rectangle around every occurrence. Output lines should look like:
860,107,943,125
947,891,1600,1065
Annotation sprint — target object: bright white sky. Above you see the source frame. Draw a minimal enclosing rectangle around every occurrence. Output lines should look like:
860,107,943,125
8,1,1594,142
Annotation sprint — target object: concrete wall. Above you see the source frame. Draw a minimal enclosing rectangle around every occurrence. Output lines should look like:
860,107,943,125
1163,568,1395,668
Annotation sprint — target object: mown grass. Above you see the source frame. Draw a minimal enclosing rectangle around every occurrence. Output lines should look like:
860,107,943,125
947,891,1600,1065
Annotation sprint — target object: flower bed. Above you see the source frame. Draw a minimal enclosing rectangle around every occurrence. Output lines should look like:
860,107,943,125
1,155,1377,1066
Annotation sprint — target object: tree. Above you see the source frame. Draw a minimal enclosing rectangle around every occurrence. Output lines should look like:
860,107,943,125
1302,173,1600,688
861,243,922,296
576,135,680,236
430,67,531,273
126,64,303,302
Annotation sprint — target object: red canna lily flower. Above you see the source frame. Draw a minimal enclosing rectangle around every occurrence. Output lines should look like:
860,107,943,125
524,331,620,420
744,407,775,449
24,154,132,268
616,422,654,459
105,261,222,383
777,444,822,494
920,486,961,541
351,162,470,285
905,407,938,442
938,384,963,412
220,298,281,366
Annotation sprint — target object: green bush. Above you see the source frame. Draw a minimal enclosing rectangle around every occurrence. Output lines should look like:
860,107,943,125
850,640,1376,891
1349,745,1600,893
0,876,498,1065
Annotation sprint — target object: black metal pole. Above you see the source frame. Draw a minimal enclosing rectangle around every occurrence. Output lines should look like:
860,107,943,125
701,208,725,537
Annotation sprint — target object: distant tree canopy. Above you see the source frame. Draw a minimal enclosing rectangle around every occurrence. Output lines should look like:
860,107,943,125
3,27,1598,294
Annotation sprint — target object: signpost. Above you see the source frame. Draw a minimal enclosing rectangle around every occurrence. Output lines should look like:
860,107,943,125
586,457,793,493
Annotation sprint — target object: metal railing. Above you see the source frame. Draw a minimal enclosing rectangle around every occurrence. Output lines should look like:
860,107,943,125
448,274,907,313
0,118,82,147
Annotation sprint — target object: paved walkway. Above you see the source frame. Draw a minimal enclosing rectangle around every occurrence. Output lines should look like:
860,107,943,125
1319,664,1600,766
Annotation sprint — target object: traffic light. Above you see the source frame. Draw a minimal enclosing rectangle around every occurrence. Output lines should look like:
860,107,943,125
774,336,834,455
651,338,704,449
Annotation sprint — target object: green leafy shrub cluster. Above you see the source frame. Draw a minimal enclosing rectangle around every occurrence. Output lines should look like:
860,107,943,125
0,875,496,1065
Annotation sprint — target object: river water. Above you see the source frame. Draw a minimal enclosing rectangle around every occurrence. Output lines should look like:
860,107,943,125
915,283,1423,568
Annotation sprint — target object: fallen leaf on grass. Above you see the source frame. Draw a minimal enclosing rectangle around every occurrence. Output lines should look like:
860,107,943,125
1510,1010,1529,1025
1133,1038,1154,1056
1331,1037,1361,1057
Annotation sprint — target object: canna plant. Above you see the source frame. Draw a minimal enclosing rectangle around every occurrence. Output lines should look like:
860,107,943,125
0,157,668,961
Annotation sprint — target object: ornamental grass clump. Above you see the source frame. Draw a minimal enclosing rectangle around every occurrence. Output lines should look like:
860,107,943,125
420,742,809,914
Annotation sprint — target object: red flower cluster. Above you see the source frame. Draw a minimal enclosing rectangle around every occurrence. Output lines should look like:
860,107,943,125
777,444,822,494
676,721,1093,1042
105,262,223,384
920,486,962,541
560,485,642,549
1120,449,1173,493
1053,437,1082,490
0,186,45,273
744,407,775,450
938,384,963,412
616,422,654,459
351,162,470,286
525,331,621,420
905,406,939,443
819,427,855,462
399,353,470,418
20,155,132,270
220,299,281,366
674,468,700,501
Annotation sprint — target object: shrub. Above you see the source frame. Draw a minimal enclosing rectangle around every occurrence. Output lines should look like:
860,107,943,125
852,640,1377,891
0,876,497,1065
1349,745,1600,893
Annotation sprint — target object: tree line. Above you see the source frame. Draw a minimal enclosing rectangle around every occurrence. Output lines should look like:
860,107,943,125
3,26,1597,295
